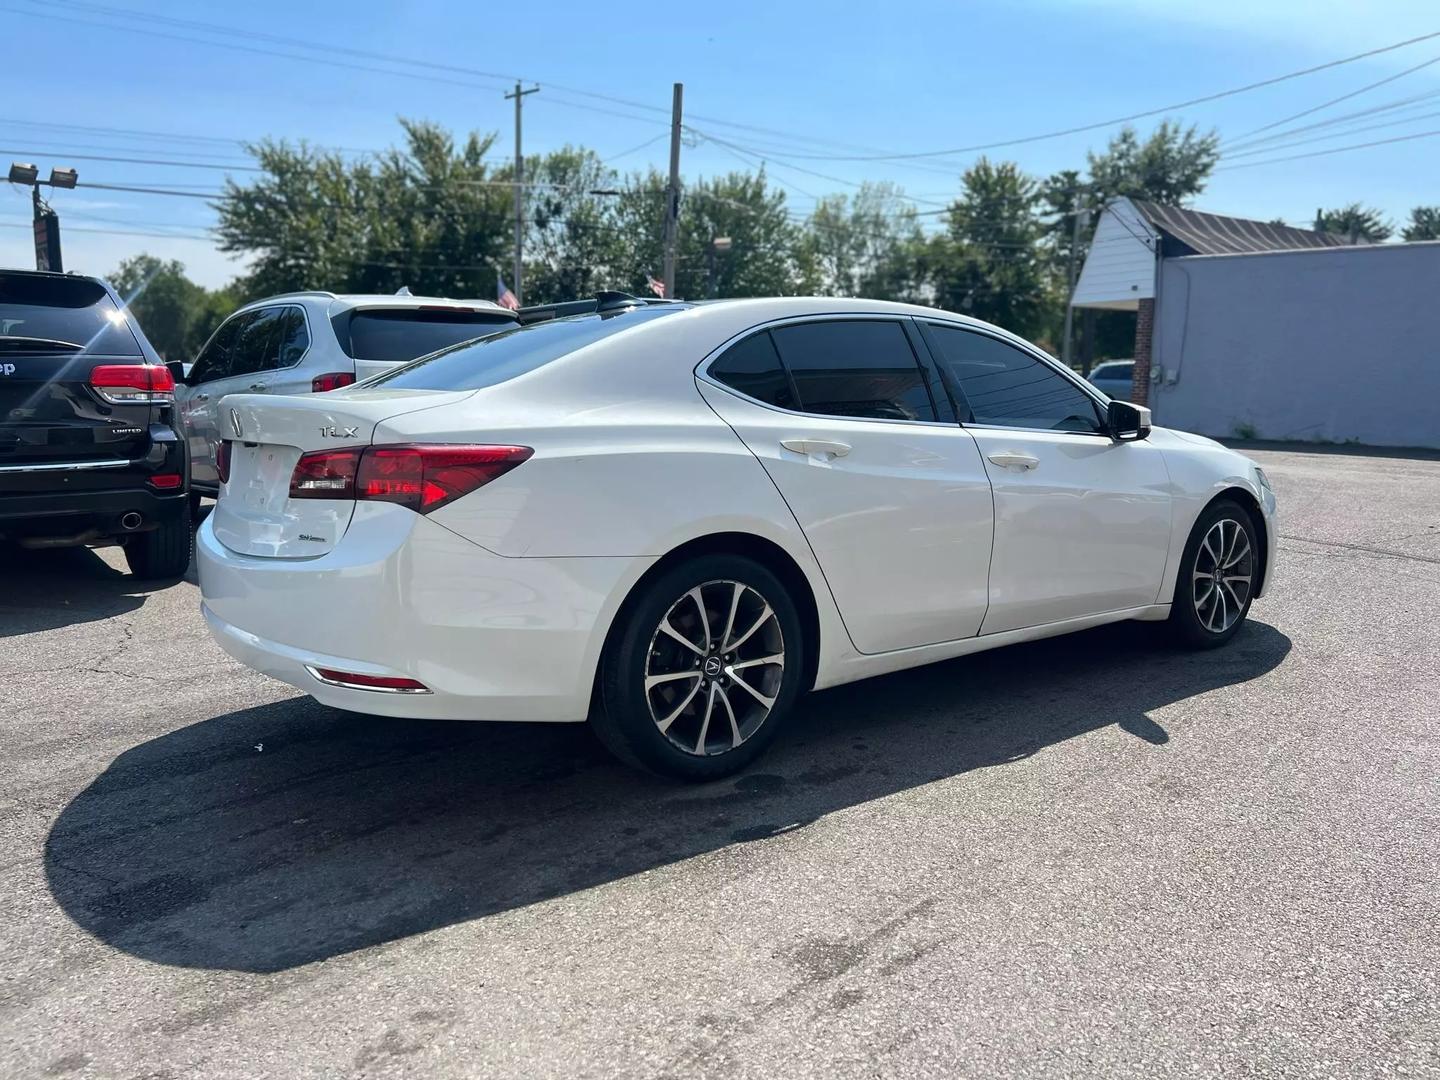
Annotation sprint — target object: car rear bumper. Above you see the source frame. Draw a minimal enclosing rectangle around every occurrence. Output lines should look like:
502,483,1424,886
0,485,187,540
197,502,653,722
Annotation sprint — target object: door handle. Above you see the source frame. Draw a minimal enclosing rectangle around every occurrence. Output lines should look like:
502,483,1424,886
248,382,269,392
781,438,851,460
195,392,210,402
987,451,1040,471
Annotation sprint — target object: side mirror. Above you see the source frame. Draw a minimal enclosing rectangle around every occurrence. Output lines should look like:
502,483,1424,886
166,360,188,386
1107,400,1151,441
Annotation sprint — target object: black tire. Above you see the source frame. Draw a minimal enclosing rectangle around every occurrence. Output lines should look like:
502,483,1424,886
125,502,194,580
1168,498,1258,649
593,553,807,781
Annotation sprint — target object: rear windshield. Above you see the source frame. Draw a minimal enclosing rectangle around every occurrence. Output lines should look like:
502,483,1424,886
342,309,518,362
0,274,141,356
364,306,683,391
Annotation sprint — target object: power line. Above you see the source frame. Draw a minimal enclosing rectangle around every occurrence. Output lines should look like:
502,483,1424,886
1228,51,1440,142
737,28,1440,162
0,147,264,172
1220,106,1440,160
1214,127,1440,171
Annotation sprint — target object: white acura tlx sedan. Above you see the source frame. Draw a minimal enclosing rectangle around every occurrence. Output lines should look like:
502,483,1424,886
198,295,1277,780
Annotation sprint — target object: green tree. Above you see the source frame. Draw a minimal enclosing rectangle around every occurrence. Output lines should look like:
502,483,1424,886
799,182,927,301
1314,203,1392,242
519,146,627,304
1401,205,1440,241
928,158,1048,339
1085,120,1220,206
216,119,511,298
107,254,237,361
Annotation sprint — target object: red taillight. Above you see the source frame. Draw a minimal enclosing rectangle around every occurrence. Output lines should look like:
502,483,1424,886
147,473,183,489
287,444,531,511
289,448,360,499
216,439,232,484
90,364,174,404
309,667,429,693
356,445,532,513
311,372,357,393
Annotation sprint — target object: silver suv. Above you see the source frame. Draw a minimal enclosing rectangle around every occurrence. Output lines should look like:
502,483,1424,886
173,291,517,496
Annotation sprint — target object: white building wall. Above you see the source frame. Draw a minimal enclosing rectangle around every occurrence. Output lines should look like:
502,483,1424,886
1151,242,1440,449
1072,197,1158,310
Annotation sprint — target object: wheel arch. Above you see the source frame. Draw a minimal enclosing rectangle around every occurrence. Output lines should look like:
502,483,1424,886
596,532,823,695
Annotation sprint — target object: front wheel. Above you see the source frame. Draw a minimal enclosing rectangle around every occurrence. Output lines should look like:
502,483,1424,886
593,554,806,781
1168,499,1258,648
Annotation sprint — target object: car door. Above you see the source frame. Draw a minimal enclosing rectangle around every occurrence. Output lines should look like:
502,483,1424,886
920,322,1172,635
256,306,312,397
697,316,994,655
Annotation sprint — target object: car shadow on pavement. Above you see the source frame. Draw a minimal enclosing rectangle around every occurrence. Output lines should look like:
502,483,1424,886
45,619,1290,974
0,545,150,638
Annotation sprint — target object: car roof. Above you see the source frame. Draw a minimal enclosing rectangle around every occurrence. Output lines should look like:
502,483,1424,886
0,267,108,286
233,291,517,317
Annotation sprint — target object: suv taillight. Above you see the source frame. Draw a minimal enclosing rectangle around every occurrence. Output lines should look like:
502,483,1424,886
90,363,175,404
312,372,356,393
288,444,531,512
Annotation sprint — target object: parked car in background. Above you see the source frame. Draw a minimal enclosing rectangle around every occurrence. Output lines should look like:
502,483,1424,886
173,291,518,501
197,294,1277,780
1088,359,1134,399
0,268,190,577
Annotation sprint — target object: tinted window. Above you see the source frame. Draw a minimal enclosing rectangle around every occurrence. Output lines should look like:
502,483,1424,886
367,306,683,392
770,320,934,421
188,310,254,384
708,331,796,410
229,307,286,378
344,309,516,363
0,274,140,356
1093,362,1132,380
273,307,309,369
928,325,1103,434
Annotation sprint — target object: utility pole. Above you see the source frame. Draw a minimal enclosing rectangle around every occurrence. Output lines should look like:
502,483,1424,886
505,81,540,305
662,82,684,298
1061,206,1088,371
8,162,76,272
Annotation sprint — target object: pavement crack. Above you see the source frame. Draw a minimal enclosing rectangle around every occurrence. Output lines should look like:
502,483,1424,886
1279,534,1440,567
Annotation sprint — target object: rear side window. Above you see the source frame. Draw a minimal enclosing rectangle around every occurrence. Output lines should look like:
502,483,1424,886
229,307,287,378
0,274,140,356
343,309,517,363
770,320,935,421
273,307,309,369
366,306,682,391
927,324,1103,434
708,331,796,410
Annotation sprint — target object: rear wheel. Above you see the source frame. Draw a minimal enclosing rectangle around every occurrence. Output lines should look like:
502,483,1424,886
593,554,806,780
1168,499,1258,648
125,502,193,579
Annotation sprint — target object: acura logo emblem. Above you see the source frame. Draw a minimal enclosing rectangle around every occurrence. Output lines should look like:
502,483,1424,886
703,656,723,676
228,408,244,439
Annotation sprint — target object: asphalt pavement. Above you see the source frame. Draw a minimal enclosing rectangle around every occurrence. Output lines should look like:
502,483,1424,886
2,447,1437,1079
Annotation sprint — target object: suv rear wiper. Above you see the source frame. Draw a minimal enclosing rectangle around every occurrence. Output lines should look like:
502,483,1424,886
0,335,84,352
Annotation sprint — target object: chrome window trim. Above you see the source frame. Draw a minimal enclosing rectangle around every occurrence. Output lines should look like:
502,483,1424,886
0,457,135,474
695,312,955,429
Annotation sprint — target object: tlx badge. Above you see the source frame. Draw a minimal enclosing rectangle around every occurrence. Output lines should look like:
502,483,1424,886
319,425,359,438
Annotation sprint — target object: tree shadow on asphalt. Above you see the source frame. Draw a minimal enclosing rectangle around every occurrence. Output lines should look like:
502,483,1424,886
0,545,150,639
45,618,1290,973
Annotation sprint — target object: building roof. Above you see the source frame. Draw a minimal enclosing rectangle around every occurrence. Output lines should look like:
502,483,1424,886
1130,199,1346,257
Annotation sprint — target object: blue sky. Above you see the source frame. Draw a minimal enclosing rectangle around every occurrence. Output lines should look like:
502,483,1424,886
4,0,1438,288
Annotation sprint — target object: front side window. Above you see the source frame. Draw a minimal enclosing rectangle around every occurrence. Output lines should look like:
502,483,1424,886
769,320,935,422
927,324,1103,434
188,310,254,384
707,330,796,410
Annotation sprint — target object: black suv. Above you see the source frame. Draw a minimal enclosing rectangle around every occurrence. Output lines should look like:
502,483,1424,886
0,268,191,577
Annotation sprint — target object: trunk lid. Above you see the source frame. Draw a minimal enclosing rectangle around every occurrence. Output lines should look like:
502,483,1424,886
210,388,473,558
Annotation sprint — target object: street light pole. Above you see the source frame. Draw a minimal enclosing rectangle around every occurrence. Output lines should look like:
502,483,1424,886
9,162,77,272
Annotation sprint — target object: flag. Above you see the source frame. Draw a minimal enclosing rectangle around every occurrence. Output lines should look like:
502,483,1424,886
645,273,665,298
496,274,519,311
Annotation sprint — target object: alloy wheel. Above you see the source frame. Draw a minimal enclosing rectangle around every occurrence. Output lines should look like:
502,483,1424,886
644,579,786,756
1192,518,1253,634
